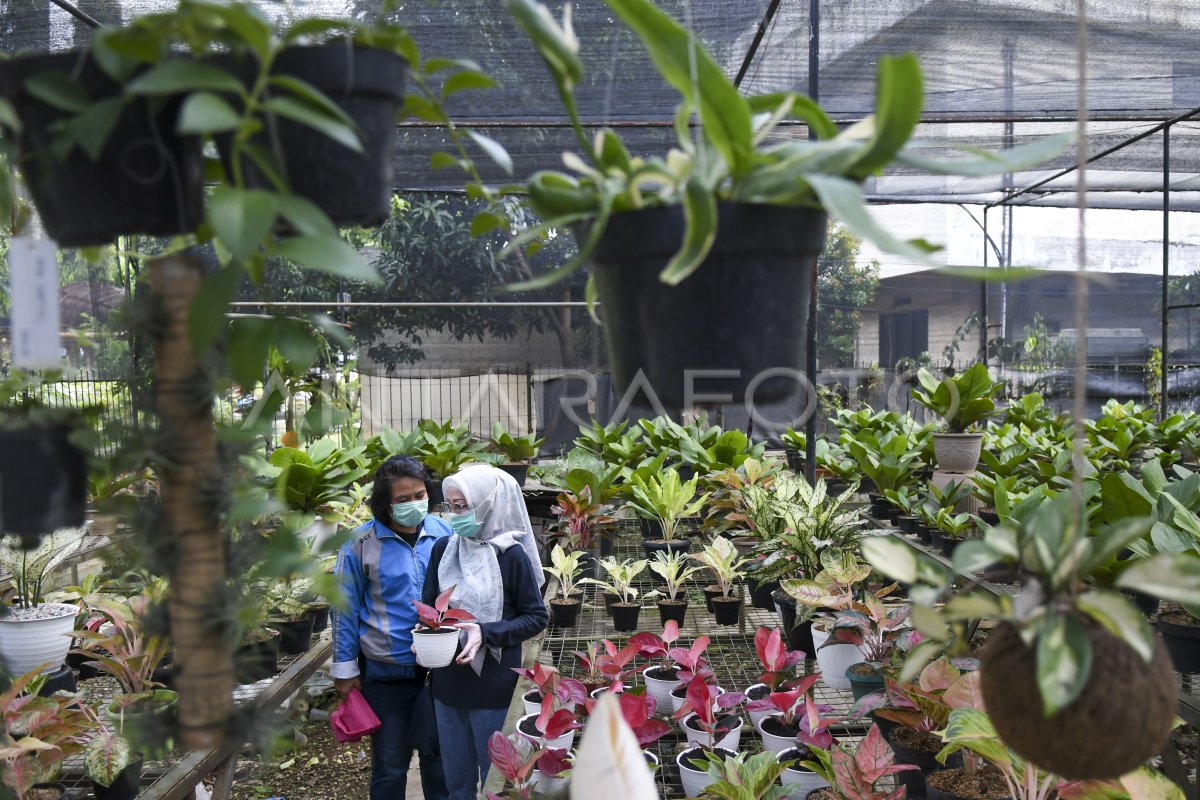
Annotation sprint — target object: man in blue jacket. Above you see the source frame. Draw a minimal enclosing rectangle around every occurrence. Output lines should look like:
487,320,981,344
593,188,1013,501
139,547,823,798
332,455,450,800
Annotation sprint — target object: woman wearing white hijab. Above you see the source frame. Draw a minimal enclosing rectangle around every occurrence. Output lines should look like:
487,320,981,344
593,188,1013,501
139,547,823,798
418,463,547,800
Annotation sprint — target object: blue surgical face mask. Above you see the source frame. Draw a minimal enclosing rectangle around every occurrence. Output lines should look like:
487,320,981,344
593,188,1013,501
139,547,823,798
390,499,428,528
449,510,482,539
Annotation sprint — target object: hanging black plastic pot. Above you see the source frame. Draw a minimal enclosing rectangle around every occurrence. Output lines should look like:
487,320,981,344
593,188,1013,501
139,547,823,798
0,51,203,247
586,203,827,408
0,426,87,542
217,42,407,227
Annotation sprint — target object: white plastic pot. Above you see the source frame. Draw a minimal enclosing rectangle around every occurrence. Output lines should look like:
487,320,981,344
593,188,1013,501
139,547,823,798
644,751,660,771
643,666,681,710
677,747,735,798
412,628,459,669
0,602,77,676
932,432,983,473
756,713,799,753
811,626,859,691
590,686,623,701
745,683,774,728
681,712,742,751
531,769,569,794
523,689,577,718
670,684,726,713
517,713,578,751
779,749,830,799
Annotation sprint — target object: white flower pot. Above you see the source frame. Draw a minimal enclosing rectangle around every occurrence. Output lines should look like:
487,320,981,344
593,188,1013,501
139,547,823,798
811,626,858,691
643,666,681,710
523,689,577,718
779,749,829,799
590,686,622,701
681,712,742,751
0,602,77,676
644,751,660,771
932,432,983,473
756,713,798,753
531,769,569,794
745,683,774,728
670,684,725,714
517,713,577,751
677,747,735,798
412,628,459,669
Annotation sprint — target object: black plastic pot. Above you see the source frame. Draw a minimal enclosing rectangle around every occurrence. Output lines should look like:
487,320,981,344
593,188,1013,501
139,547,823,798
586,202,827,407
977,508,1001,527
93,760,143,800
0,426,87,541
550,598,582,629
36,663,78,697
785,449,804,473
598,528,616,557
897,515,920,534
889,729,963,800
702,585,723,613
846,663,884,701
307,602,331,633
0,52,203,247
68,650,102,682
235,627,281,683
151,663,175,692
1125,590,1159,616
657,599,688,626
611,602,641,632
499,463,530,487
747,576,781,610
924,768,1007,800
274,615,315,654
602,591,621,616
929,529,944,550
916,524,933,544
940,536,962,559
772,590,816,655
1158,613,1200,672
712,596,742,625
426,478,445,508
217,43,408,227
27,783,67,800
641,536,690,558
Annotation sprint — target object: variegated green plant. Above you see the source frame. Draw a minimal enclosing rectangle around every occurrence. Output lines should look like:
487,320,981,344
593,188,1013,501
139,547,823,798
580,557,648,604
501,0,1070,293
647,549,701,602
626,468,709,541
85,729,134,789
690,536,750,598
748,476,864,584
543,544,586,600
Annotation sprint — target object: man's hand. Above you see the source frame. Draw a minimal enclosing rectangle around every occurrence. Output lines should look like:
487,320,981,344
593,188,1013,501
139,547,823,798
455,622,482,664
335,677,361,698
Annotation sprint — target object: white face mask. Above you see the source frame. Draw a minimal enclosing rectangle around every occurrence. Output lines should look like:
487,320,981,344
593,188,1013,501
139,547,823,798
390,499,428,528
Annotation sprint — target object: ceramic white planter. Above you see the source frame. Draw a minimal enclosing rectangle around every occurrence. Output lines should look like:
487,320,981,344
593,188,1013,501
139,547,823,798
756,713,799,753
644,751,660,771
779,749,829,799
643,666,681,710
412,629,459,668
681,712,742,751
932,432,983,473
0,602,77,676
670,684,725,713
745,683,774,728
531,769,569,794
811,626,858,691
677,747,735,798
517,713,577,751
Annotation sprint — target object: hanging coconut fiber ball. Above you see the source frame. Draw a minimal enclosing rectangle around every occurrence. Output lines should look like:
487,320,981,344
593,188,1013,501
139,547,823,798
980,617,1175,780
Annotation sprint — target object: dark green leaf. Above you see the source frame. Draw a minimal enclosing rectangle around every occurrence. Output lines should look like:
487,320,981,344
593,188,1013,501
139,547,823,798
844,54,923,178
208,186,278,261
271,318,319,373
276,195,336,238
228,317,272,388
177,92,241,135
24,72,89,113
430,151,463,171
441,70,496,97
467,130,512,175
659,175,716,284
263,96,361,152
1075,590,1155,663
188,264,241,353
73,98,123,161
269,75,355,128
471,211,506,238
275,236,381,283
0,97,20,133
807,174,938,262
126,61,244,95
1035,612,1093,716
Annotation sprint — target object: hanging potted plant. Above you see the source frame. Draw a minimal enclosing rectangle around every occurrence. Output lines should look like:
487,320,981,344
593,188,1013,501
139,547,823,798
501,0,1069,408
626,468,709,558
912,364,1001,474
489,421,544,487
646,550,699,625
411,585,476,669
690,536,750,625
543,544,586,629
862,491,1186,780
0,528,88,677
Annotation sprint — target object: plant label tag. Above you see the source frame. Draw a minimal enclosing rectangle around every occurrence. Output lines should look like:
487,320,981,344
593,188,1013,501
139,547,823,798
8,237,61,369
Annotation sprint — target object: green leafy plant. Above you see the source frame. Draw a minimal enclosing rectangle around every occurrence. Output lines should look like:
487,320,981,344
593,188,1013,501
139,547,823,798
84,712,135,790
696,750,792,800
913,363,1001,433
690,536,750,598
748,477,864,584
626,468,709,542
72,589,172,696
500,0,1067,291
648,549,701,603
580,557,647,604
490,421,543,463
259,439,369,525
0,528,88,610
543,544,586,601
549,486,616,552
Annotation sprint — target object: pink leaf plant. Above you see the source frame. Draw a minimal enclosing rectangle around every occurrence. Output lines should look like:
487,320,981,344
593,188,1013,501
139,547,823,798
628,619,682,672
572,639,642,692
745,673,822,727
611,692,672,749
487,731,544,799
754,626,805,691
673,675,746,750
797,695,839,751
668,634,715,682
535,694,584,741
414,585,477,630
512,663,587,710
802,725,918,800
535,747,573,778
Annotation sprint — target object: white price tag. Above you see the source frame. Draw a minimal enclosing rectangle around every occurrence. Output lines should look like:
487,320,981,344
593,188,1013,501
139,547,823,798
9,236,61,369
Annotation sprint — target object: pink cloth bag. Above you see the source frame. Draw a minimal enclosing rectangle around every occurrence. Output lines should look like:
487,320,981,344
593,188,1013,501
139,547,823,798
331,687,382,743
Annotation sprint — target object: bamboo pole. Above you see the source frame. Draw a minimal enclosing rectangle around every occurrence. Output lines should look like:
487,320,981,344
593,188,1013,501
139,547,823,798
151,255,231,750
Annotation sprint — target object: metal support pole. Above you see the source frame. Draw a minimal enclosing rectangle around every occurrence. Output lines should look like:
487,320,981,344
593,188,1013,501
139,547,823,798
982,208,990,366
1162,124,1171,419
526,362,535,438
804,0,820,487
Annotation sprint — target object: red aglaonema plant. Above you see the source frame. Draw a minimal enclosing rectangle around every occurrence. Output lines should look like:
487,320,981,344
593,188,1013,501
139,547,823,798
669,633,714,682
629,619,682,672
414,585,477,630
674,675,746,749
745,673,822,726
572,639,641,691
512,663,587,710
589,691,673,748
550,486,616,551
797,695,839,751
535,747,573,779
533,694,584,741
824,594,911,664
755,626,805,691
801,725,918,800
850,657,982,736
486,731,544,800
